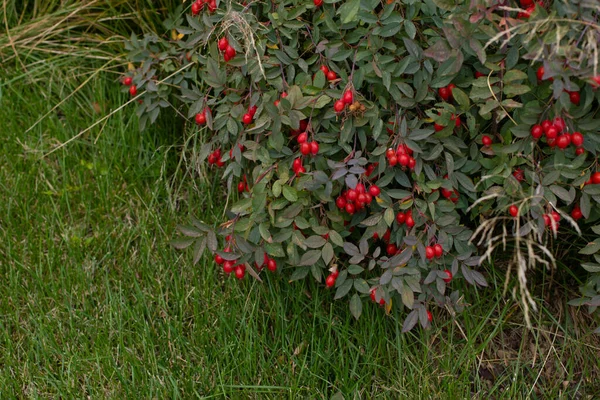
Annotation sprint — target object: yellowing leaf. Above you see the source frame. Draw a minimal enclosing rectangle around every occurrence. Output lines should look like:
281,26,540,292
171,29,184,40
266,43,279,50
385,297,393,314
127,62,135,71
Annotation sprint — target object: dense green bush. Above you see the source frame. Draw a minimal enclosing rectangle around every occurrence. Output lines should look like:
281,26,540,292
123,0,600,331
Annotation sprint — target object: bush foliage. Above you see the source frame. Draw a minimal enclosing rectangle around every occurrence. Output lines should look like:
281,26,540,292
123,0,600,331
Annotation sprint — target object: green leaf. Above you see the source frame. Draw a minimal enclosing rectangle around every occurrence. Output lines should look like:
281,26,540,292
451,88,470,110
337,0,360,24
334,279,353,299
329,230,344,247
313,95,331,109
192,237,206,265
549,185,574,204
580,242,600,255
581,263,600,273
322,242,334,265
169,237,195,249
384,208,395,226
290,267,310,281
361,213,382,227
282,185,298,202
299,249,322,266
354,278,370,294
204,58,226,88
580,193,591,218
231,198,252,214
400,285,414,308
503,84,530,97
503,69,528,83
313,71,326,89
305,235,327,248
349,293,363,320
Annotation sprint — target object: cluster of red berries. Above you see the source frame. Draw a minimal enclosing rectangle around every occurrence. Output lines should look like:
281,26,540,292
273,92,287,107
395,210,416,229
424,243,444,261
513,168,524,182
517,0,539,18
207,148,225,167
292,158,305,176
191,0,216,16
194,107,210,125
333,90,354,113
363,163,377,178
290,119,308,137
217,37,236,62
434,114,461,132
237,175,249,193
370,288,385,305
319,65,337,82
542,211,561,231
530,117,584,152
122,76,138,96
438,83,456,102
386,144,416,169
242,105,258,125
440,186,460,202
335,183,381,215
255,253,277,272
214,246,247,279
325,269,339,288
297,132,319,156
439,176,459,203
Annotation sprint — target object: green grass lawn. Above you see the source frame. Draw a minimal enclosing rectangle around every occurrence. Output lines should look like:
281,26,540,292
1,46,599,400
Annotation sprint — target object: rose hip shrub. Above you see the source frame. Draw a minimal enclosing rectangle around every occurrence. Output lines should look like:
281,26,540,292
123,0,600,331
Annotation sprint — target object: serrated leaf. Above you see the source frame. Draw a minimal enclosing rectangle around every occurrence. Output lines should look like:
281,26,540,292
192,237,206,265
384,208,395,226
402,310,419,332
354,278,370,294
334,279,353,299
322,242,334,265
580,193,591,218
581,263,600,273
349,293,363,320
329,230,344,247
400,285,414,309
299,249,322,265
290,267,310,281
337,0,360,24
580,241,600,255
305,235,327,248
452,88,470,110
176,225,203,237
231,198,252,214
169,237,195,249
343,242,360,256
549,185,573,203
282,185,298,202
206,230,218,252
361,213,382,227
